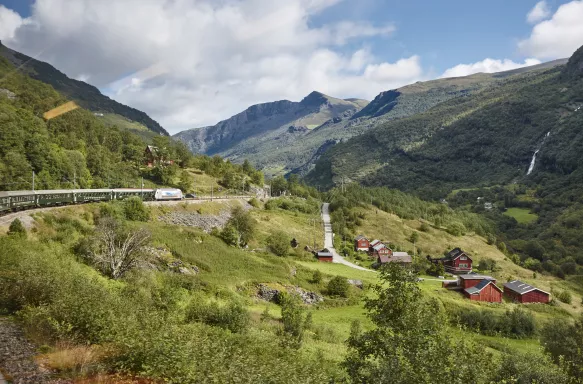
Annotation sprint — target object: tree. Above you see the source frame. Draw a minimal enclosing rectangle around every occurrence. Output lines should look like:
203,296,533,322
7,219,26,238
311,270,323,284
178,170,193,193
224,206,255,247
343,263,493,383
123,197,150,222
327,276,349,297
87,218,151,279
267,231,290,256
270,176,287,196
409,231,419,244
541,315,583,381
279,294,305,348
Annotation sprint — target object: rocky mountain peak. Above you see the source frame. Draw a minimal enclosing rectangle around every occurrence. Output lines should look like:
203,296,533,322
564,44,583,79
300,91,331,108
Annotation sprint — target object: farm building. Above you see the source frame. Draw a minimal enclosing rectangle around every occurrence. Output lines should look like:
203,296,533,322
377,251,412,266
144,145,174,167
503,280,550,303
369,242,391,259
435,248,473,274
354,235,370,252
316,249,333,263
458,274,496,289
463,279,503,302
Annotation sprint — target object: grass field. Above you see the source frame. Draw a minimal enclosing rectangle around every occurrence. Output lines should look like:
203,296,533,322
503,207,538,224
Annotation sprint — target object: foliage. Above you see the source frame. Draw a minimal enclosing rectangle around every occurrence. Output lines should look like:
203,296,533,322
186,296,250,333
265,197,320,214
311,270,323,284
123,197,150,222
267,230,290,257
84,218,151,279
343,263,494,383
327,276,349,298
556,290,572,304
177,170,193,193
279,294,306,348
7,218,26,237
452,307,536,339
248,198,260,208
477,258,497,271
221,206,256,248
541,315,583,381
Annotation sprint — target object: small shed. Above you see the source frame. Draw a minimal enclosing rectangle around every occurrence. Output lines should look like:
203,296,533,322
354,235,370,252
443,248,473,274
503,280,550,303
316,248,333,263
464,279,503,302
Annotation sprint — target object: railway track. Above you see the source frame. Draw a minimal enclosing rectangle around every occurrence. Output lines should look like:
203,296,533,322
0,195,255,227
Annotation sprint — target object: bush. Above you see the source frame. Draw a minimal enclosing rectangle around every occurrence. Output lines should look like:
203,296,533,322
123,197,150,221
419,222,430,232
7,218,26,237
327,276,349,297
279,294,305,348
248,198,260,208
556,290,572,304
447,222,466,236
267,231,290,257
453,307,536,339
311,270,323,284
478,258,497,271
186,297,250,333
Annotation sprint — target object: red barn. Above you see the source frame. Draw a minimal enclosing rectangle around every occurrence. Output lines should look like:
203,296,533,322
503,280,550,304
463,279,503,302
443,248,473,274
316,249,333,263
354,235,370,252
458,274,497,289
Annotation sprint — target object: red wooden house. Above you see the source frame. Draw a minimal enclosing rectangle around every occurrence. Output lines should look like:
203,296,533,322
316,248,333,263
369,242,392,259
458,274,497,289
442,248,473,274
464,279,503,302
354,235,370,252
503,280,550,303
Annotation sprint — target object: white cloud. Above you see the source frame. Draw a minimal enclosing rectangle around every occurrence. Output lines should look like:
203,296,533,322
0,5,23,41
527,1,551,24
519,0,583,59
1,0,417,133
441,58,542,78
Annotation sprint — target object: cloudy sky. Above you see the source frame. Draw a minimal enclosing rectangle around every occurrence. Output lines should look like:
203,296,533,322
1,0,582,134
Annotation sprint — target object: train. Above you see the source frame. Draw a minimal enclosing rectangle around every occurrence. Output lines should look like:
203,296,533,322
0,188,183,214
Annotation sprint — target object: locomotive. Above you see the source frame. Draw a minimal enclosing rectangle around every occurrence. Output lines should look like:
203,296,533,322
0,188,183,214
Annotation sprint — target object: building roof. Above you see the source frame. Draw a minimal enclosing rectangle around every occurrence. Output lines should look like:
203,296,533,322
370,239,382,247
446,248,472,261
503,280,550,296
458,274,496,281
378,255,390,264
393,252,410,257
317,248,333,257
465,280,501,295
372,243,387,251
355,235,368,241
387,255,413,263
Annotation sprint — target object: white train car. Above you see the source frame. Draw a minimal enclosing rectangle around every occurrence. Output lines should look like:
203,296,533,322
155,188,183,200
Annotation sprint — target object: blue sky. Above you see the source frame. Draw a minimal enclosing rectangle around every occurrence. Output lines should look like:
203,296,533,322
0,0,582,132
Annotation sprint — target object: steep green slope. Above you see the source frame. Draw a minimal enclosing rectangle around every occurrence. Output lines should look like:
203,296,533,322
0,41,168,136
307,45,583,279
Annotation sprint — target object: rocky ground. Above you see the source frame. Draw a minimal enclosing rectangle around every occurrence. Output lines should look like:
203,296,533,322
157,202,252,232
0,318,70,384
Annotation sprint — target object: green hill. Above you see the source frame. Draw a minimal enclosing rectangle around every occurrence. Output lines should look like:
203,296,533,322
307,44,583,280
0,40,168,136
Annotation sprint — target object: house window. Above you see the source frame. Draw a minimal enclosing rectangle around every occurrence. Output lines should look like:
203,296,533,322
460,256,467,260
459,263,468,268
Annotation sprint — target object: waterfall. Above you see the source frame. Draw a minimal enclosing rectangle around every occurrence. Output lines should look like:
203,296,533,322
526,132,550,176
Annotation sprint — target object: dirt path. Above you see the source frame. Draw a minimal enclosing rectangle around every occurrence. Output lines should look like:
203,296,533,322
321,203,374,272
0,317,70,384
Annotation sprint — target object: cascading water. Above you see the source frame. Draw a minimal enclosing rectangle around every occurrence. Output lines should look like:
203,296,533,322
526,132,550,176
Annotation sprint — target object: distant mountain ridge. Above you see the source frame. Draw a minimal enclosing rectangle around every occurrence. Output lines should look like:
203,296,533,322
0,40,168,136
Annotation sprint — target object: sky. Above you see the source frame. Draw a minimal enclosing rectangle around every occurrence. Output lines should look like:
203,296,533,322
0,0,582,134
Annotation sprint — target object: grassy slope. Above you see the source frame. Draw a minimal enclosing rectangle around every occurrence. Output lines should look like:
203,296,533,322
98,113,160,142
503,207,538,224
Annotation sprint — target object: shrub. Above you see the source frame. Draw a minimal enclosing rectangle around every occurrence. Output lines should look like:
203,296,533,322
478,258,497,271
311,270,323,284
7,218,26,237
248,198,260,208
267,231,290,256
327,276,349,297
279,294,305,348
186,297,250,333
123,197,150,222
447,222,466,236
419,222,430,232
557,290,572,304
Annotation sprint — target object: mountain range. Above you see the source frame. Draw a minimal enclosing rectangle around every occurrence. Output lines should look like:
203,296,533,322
0,40,168,136
174,59,567,177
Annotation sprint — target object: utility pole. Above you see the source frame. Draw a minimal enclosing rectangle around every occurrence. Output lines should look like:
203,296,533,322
73,170,76,188
211,185,213,201
32,171,35,191
141,177,144,197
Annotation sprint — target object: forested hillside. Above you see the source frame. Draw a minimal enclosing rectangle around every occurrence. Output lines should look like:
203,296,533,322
0,41,168,136
307,44,583,279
